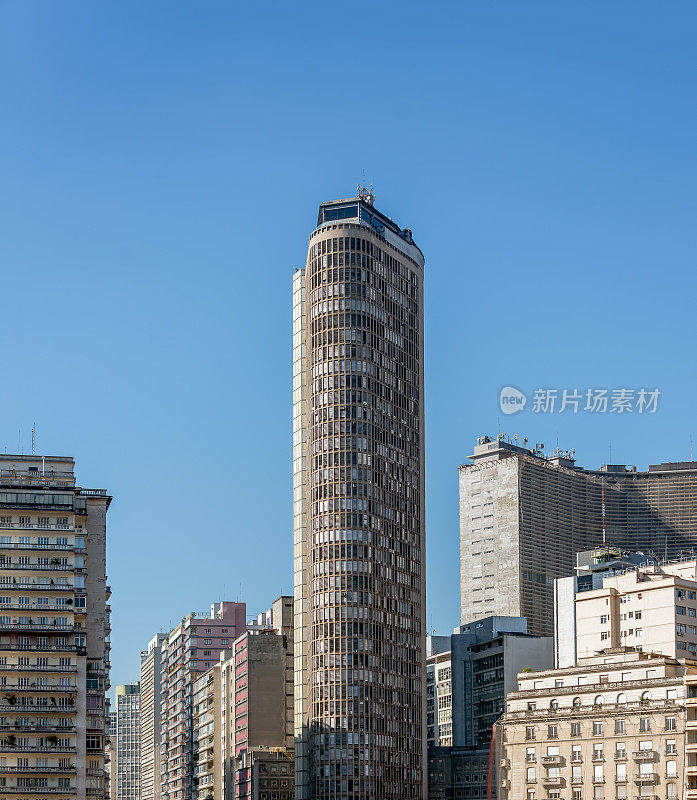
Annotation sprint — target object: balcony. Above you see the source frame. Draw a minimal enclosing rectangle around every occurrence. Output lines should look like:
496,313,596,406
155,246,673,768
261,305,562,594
633,750,657,761
1,788,77,795
540,755,564,767
5,583,75,591
3,684,75,693
0,622,76,633
0,563,74,571
0,644,79,652
1,724,75,733
0,664,77,672
634,771,659,783
0,766,76,773
0,704,76,713
0,543,74,551
0,605,75,613
0,745,76,753
541,775,563,787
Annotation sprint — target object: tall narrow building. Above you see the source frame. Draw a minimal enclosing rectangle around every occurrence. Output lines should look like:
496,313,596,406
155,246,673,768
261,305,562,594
140,633,166,800
0,454,111,799
113,683,140,800
293,190,426,800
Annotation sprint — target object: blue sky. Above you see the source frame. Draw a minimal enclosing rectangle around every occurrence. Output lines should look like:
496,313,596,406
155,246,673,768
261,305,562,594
1,2,696,691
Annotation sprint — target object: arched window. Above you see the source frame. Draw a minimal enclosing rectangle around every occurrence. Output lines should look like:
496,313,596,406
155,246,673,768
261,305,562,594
617,693,627,705
641,690,651,702
594,695,604,706
550,699,558,710
572,697,581,708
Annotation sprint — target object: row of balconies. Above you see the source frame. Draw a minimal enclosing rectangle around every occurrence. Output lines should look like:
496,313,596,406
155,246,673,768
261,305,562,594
0,788,77,795
0,664,77,672
528,772,669,787
0,745,76,753
0,623,76,632
2,684,76,692
0,563,74,571
0,765,76,772
0,643,81,652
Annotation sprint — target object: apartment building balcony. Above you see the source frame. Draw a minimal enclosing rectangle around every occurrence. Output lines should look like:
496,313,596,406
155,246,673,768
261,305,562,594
0,788,77,795
633,750,658,761
0,605,75,613
0,644,80,653
3,684,75,693
541,776,563,787
0,703,76,713
687,788,697,799
0,745,77,754
540,755,564,767
5,583,74,591
1,724,76,733
0,622,76,633
0,563,74,572
0,543,74,551
634,771,659,783
1,664,77,672
0,766,76,773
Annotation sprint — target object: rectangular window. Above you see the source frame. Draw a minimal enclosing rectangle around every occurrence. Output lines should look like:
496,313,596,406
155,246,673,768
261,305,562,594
548,725,558,739
571,722,581,737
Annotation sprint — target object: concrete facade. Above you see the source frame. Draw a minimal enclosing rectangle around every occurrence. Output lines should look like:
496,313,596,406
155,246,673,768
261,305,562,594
140,632,166,800
460,437,697,637
0,454,111,799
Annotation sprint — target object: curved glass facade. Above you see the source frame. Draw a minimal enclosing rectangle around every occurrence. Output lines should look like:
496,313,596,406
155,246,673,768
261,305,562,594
294,199,425,800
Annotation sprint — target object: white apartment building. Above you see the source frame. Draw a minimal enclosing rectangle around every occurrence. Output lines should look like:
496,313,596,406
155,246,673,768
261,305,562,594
497,648,692,800
426,648,453,747
559,560,697,665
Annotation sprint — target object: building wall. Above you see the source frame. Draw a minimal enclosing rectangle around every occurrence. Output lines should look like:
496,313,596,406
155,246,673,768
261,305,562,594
160,602,246,800
459,455,521,627
460,441,697,638
498,650,690,800
114,683,140,800
141,633,166,800
0,455,111,800
296,197,427,800
575,563,697,661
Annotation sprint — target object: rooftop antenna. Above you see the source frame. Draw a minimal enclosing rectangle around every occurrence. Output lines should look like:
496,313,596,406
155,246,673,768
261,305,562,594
31,423,35,455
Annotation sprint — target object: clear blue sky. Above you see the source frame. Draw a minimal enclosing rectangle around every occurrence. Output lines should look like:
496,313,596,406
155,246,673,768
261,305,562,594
1,2,696,691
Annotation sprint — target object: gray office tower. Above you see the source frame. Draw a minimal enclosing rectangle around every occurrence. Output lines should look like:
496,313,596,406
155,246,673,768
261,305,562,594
459,436,697,636
293,190,426,800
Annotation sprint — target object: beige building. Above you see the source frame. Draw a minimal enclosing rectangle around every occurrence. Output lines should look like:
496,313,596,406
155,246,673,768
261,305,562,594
498,648,692,800
293,191,426,800
140,633,166,800
459,436,697,637
0,454,111,799
574,560,697,662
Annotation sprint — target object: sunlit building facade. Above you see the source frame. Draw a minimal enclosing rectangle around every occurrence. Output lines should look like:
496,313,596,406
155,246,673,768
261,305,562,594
293,191,426,800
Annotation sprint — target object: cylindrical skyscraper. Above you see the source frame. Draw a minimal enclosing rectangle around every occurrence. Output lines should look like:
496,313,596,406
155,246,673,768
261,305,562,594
293,190,426,800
